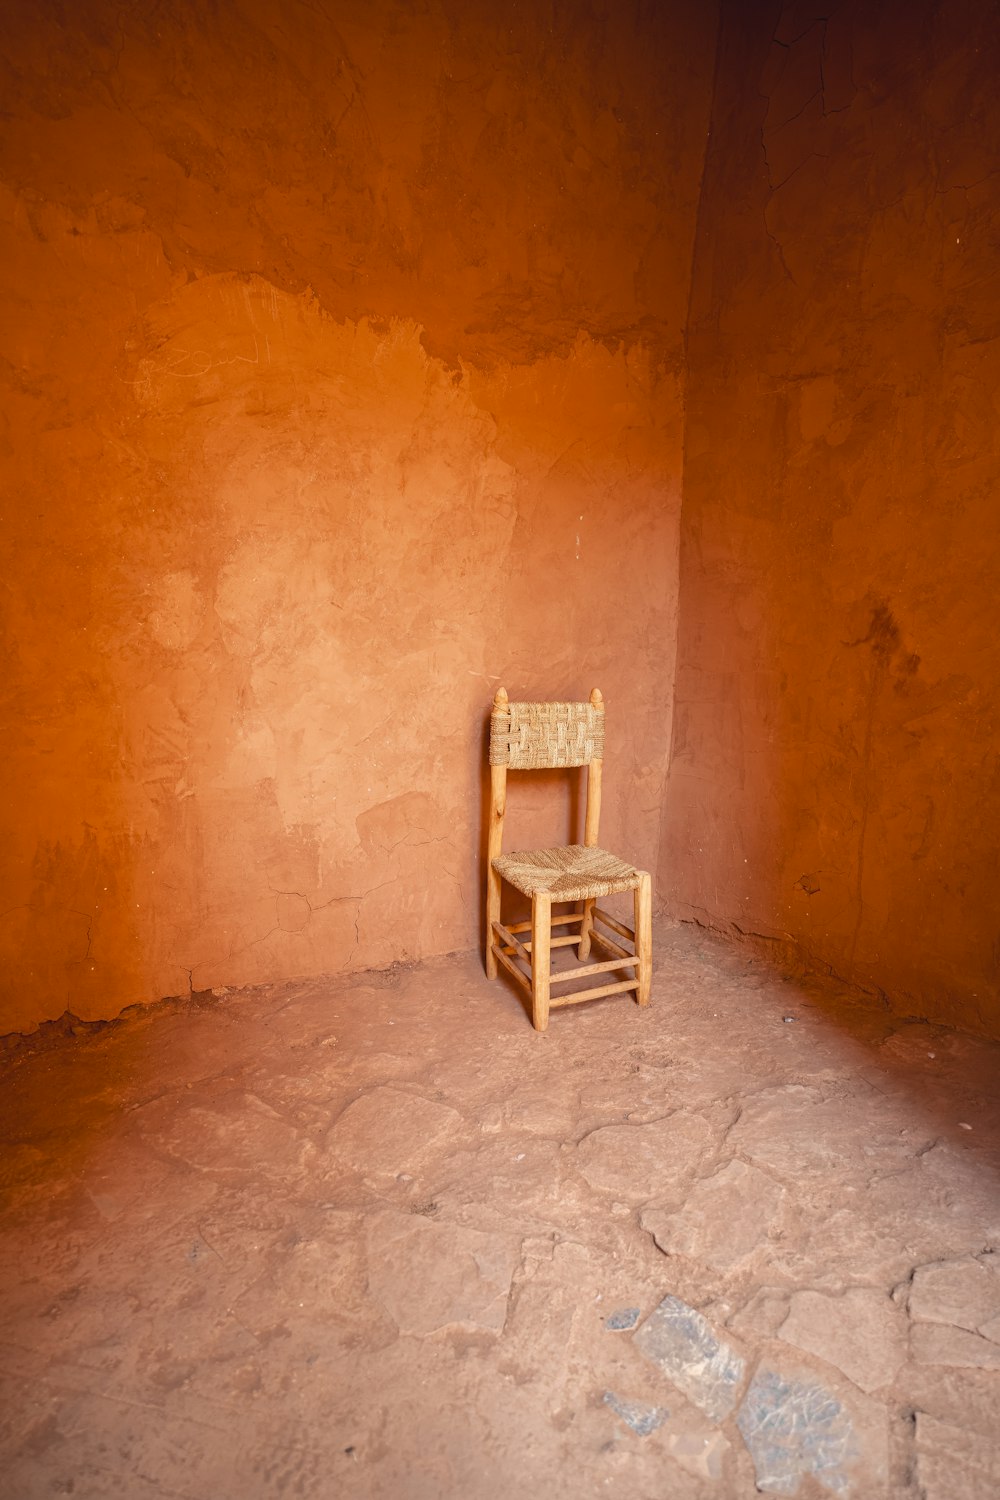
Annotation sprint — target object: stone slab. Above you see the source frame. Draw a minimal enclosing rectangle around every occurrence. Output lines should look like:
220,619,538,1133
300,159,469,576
736,1360,887,1497
366,1210,519,1336
324,1087,464,1180
726,1085,919,1183
633,1294,746,1421
574,1112,715,1200
915,1413,1000,1500
641,1158,786,1271
909,1254,1000,1336
910,1322,1000,1370
134,1090,316,1182
664,1427,730,1482
778,1288,907,1394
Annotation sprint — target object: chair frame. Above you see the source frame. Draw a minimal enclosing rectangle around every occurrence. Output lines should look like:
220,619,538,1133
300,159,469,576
485,686,652,1031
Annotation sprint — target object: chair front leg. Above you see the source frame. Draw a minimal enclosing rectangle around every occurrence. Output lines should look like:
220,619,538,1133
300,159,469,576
486,866,501,979
578,897,595,960
634,873,652,1006
531,892,552,1032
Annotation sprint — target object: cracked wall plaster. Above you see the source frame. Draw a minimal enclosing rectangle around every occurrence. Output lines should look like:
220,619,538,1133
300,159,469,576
0,0,718,1033
661,0,1000,1036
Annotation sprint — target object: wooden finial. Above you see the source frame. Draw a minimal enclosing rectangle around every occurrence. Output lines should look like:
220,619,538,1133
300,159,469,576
590,687,604,708
494,686,508,706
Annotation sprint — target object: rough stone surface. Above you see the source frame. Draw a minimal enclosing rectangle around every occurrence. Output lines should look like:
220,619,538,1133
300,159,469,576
910,1323,1000,1370
574,1113,716,1200
324,1087,465,1181
726,1085,920,1182
728,1291,792,1343
641,1158,786,1270
1,925,999,1497
915,1413,1000,1500
664,1427,730,1481
134,1090,318,1182
633,1295,746,1421
779,1288,907,1394
366,1211,520,1336
909,1256,1000,1336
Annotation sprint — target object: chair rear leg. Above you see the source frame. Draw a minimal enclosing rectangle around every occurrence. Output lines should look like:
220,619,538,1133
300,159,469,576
531,892,552,1031
634,873,652,1006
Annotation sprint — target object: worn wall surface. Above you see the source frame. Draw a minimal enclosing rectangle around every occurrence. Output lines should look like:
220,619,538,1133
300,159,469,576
662,0,1000,1033
0,0,717,1032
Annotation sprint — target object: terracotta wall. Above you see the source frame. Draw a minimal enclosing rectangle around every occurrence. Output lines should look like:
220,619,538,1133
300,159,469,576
0,0,717,1032
662,0,1000,1033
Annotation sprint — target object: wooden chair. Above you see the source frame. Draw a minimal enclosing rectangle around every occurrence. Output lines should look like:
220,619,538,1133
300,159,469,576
485,687,652,1031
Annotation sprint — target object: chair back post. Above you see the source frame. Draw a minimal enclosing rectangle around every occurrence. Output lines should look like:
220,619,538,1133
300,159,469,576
488,686,509,859
485,687,509,977
583,687,604,847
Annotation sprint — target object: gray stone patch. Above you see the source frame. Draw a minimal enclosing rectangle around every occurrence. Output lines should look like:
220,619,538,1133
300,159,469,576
737,1368,858,1495
603,1391,668,1436
605,1306,640,1331
634,1295,746,1422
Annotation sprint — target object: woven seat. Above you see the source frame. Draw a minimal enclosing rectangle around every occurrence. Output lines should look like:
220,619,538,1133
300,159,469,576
485,687,652,1031
492,844,640,902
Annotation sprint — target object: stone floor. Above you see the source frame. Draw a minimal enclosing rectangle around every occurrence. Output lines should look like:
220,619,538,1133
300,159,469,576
2,920,1000,1499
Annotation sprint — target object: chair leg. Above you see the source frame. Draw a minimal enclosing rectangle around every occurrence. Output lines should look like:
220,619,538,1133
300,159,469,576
486,867,501,979
531,892,552,1032
578,897,595,960
634,873,652,1006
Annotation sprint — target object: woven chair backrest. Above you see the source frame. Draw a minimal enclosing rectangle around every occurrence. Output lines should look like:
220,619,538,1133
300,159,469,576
489,699,605,770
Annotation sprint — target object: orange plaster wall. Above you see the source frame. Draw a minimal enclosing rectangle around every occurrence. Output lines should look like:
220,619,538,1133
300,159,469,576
661,0,1000,1034
0,0,717,1032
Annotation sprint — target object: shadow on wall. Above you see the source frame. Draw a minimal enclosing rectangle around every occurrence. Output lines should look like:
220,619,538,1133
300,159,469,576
661,0,1000,1038
2,830,147,1032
